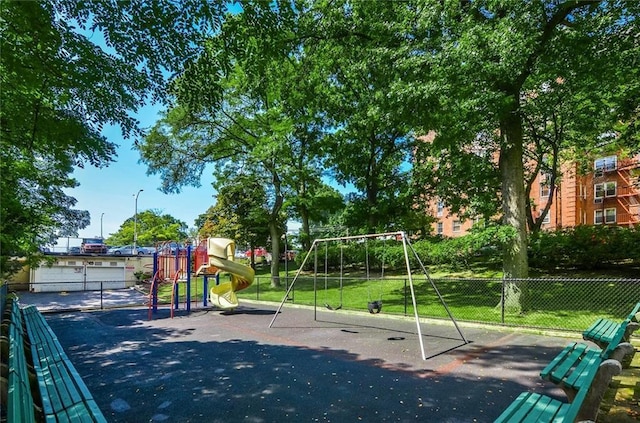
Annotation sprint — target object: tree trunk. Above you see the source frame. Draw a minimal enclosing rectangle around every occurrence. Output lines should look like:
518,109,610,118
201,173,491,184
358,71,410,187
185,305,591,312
499,112,529,279
269,221,281,288
269,171,284,288
300,207,311,253
500,110,529,313
499,109,530,313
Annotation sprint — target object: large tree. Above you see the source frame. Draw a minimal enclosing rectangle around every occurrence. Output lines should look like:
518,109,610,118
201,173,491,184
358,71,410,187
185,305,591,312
139,58,296,286
267,0,637,278
302,13,416,233
138,7,348,285
105,210,188,247
0,0,226,276
389,0,640,277
196,170,273,259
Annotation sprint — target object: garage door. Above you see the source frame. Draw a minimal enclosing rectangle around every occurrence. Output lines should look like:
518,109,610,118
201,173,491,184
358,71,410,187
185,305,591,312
85,259,125,290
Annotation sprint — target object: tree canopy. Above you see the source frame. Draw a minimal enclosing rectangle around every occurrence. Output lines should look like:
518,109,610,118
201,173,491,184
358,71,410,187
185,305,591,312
0,0,226,276
105,210,188,247
4,0,637,281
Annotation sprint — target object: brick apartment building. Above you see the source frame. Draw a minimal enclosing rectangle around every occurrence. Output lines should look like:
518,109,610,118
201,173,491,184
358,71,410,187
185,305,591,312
431,152,640,237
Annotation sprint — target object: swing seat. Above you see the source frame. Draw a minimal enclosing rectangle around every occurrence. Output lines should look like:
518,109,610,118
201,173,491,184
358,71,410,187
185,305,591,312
368,300,382,314
325,303,342,311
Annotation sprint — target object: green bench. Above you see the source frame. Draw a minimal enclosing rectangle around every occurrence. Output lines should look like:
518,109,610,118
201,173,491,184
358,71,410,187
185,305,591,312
3,298,37,422
582,302,640,366
1,297,106,423
494,319,631,422
22,305,107,423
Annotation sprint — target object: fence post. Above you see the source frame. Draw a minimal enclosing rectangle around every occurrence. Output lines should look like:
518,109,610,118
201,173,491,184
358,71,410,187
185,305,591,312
100,281,103,310
501,277,505,324
404,278,408,316
256,276,260,300
203,275,208,307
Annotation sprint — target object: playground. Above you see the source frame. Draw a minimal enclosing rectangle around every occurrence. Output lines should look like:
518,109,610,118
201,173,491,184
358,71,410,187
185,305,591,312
10,235,639,422
13,289,635,423
30,295,568,422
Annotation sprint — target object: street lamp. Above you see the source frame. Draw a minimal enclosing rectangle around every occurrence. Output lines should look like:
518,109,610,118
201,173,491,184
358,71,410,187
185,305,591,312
100,213,104,239
134,189,143,253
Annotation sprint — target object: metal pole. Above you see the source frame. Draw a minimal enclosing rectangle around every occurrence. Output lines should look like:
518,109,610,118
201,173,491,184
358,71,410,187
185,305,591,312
133,189,143,253
405,237,468,345
400,232,428,361
269,240,318,328
186,244,191,312
152,251,158,313
284,233,288,290
501,276,506,324
203,275,208,307
314,243,318,321
100,213,104,239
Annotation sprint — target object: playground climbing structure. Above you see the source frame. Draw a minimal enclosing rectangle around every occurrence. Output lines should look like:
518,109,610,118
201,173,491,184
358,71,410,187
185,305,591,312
147,238,254,319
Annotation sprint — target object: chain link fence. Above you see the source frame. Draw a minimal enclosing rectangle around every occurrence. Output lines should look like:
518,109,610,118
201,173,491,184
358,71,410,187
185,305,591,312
248,276,640,332
10,277,640,332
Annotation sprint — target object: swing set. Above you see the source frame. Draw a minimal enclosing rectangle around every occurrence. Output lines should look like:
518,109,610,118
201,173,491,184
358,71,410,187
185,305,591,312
320,238,384,313
269,231,468,360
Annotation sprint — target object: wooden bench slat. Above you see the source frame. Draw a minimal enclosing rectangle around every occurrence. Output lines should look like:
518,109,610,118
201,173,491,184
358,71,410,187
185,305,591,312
564,349,600,390
16,304,108,422
84,399,108,423
6,300,37,423
583,318,617,343
540,342,591,384
46,356,87,411
494,392,533,422
494,391,569,423
519,394,554,422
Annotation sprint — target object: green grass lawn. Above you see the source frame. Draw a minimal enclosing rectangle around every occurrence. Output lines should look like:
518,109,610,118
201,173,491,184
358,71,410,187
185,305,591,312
152,261,639,332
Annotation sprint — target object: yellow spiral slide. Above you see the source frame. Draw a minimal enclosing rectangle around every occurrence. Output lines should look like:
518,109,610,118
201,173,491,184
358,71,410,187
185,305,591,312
206,238,255,310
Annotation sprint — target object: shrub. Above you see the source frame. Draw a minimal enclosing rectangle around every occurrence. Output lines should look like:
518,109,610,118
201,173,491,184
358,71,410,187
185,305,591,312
528,225,640,270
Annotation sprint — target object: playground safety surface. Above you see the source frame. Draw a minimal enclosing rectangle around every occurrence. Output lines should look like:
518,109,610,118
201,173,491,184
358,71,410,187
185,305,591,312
17,289,606,422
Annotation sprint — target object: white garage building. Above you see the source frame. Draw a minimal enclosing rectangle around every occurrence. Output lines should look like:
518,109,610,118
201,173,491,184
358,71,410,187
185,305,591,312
29,256,149,292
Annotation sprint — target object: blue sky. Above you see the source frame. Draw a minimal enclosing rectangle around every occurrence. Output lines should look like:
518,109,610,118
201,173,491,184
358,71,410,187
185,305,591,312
68,103,217,241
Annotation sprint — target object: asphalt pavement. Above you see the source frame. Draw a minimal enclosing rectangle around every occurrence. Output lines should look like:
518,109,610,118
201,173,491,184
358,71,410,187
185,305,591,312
16,289,579,423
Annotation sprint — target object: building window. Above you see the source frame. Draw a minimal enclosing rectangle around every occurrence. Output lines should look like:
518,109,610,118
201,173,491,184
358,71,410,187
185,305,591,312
542,212,551,224
540,182,550,198
436,200,444,217
452,220,461,233
594,181,617,199
436,222,443,235
594,156,617,174
605,208,616,224
595,208,617,224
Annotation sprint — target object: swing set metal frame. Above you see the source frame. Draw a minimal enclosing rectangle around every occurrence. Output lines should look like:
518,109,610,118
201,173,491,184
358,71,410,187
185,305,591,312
268,231,468,360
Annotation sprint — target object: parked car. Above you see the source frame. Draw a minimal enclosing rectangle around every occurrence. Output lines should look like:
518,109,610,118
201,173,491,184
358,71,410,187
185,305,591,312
158,242,185,255
109,245,143,255
68,246,81,254
80,238,107,254
138,247,156,255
